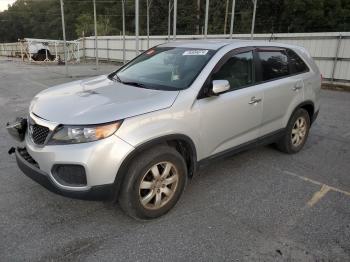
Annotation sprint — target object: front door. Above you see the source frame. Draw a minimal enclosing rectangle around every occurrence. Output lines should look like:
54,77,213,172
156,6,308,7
195,50,263,158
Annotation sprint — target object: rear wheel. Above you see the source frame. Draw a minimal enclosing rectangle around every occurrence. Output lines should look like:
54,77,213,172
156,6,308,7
119,145,187,219
276,108,310,154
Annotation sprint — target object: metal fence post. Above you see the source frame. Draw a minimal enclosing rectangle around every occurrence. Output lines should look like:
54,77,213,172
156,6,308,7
60,0,68,76
224,0,229,35
331,33,342,83
146,0,153,49
77,41,80,62
93,0,99,70
204,0,209,38
168,0,173,42
229,0,235,39
122,0,126,64
135,0,139,56
106,39,109,61
20,41,24,61
83,37,86,61
173,0,177,40
67,44,70,61
250,0,257,40
196,0,200,35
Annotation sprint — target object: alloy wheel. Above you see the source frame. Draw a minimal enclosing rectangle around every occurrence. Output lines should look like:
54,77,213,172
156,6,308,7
139,162,179,210
291,116,307,147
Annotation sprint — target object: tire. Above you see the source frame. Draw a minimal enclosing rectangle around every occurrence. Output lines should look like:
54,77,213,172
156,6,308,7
119,145,188,220
275,108,310,154
32,53,45,61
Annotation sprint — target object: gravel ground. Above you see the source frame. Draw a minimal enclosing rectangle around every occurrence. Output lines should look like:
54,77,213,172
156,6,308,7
0,58,349,261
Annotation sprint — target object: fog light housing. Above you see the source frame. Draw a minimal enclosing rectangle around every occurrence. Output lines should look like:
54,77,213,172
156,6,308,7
51,164,87,187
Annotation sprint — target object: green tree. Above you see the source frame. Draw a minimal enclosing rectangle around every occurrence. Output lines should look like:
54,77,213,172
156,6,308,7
75,13,94,37
0,0,349,43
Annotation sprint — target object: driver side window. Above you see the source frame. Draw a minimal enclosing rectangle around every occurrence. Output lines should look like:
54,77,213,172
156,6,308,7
213,51,254,90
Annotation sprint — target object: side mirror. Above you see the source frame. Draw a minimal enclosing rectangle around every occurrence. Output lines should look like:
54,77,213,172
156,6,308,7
212,80,230,95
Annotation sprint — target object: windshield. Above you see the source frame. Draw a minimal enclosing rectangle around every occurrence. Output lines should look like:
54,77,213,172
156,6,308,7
114,47,215,90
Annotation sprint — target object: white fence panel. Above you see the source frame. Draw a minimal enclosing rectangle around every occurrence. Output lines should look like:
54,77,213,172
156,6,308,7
1,32,349,83
79,32,350,82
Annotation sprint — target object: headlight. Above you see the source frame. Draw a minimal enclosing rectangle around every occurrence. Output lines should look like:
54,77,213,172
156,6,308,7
48,121,123,145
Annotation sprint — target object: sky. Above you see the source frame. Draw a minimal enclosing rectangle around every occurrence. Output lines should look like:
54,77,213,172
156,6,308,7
0,0,16,11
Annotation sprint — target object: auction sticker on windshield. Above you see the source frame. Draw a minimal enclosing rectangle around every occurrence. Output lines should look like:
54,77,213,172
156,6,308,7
183,50,208,56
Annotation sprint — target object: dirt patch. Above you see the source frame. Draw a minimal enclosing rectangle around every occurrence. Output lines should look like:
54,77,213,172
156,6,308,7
322,83,350,92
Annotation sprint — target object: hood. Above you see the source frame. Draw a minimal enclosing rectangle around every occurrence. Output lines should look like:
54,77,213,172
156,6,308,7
30,75,179,125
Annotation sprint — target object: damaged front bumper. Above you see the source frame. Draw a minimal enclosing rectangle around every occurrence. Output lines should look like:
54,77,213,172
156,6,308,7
6,116,116,200
6,117,27,143
15,146,114,200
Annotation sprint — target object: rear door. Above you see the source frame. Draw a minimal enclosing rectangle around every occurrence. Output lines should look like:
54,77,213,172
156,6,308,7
195,48,264,157
255,47,305,136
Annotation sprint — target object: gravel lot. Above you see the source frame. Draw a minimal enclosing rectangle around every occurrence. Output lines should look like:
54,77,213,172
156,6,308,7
0,58,349,261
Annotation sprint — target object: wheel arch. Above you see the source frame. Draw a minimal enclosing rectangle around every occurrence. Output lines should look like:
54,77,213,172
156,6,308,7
37,48,50,55
293,100,315,121
285,100,315,127
298,101,314,122
111,134,197,202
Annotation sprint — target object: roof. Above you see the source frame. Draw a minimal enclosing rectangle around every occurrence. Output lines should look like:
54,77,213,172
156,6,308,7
159,39,304,51
159,39,243,50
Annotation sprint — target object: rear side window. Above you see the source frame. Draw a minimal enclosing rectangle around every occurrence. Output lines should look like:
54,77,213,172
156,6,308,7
286,49,309,74
258,50,289,81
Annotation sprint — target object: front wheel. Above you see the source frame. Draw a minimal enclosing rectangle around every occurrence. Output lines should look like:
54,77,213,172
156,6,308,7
275,108,310,154
118,145,188,219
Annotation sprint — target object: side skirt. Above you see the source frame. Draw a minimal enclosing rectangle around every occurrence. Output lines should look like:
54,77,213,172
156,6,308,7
197,128,286,168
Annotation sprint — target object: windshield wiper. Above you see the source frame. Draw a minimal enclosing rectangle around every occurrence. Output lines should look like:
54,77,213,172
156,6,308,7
114,74,147,88
122,81,147,88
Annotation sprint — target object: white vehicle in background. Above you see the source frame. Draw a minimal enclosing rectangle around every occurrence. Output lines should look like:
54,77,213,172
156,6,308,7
18,38,79,63
27,42,55,61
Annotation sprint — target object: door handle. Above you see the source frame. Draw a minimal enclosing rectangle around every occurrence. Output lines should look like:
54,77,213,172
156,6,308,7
248,96,262,105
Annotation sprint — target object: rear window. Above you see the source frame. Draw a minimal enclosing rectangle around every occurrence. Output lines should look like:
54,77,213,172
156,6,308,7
258,50,289,81
287,49,309,74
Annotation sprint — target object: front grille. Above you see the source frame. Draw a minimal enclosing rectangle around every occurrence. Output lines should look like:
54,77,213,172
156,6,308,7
30,124,50,145
17,147,39,168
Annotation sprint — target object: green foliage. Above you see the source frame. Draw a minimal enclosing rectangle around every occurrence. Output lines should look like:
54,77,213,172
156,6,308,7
75,13,112,37
75,13,94,37
0,0,349,43
255,0,350,33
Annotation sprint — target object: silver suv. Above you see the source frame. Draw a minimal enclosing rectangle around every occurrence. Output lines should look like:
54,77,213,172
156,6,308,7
8,40,321,219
